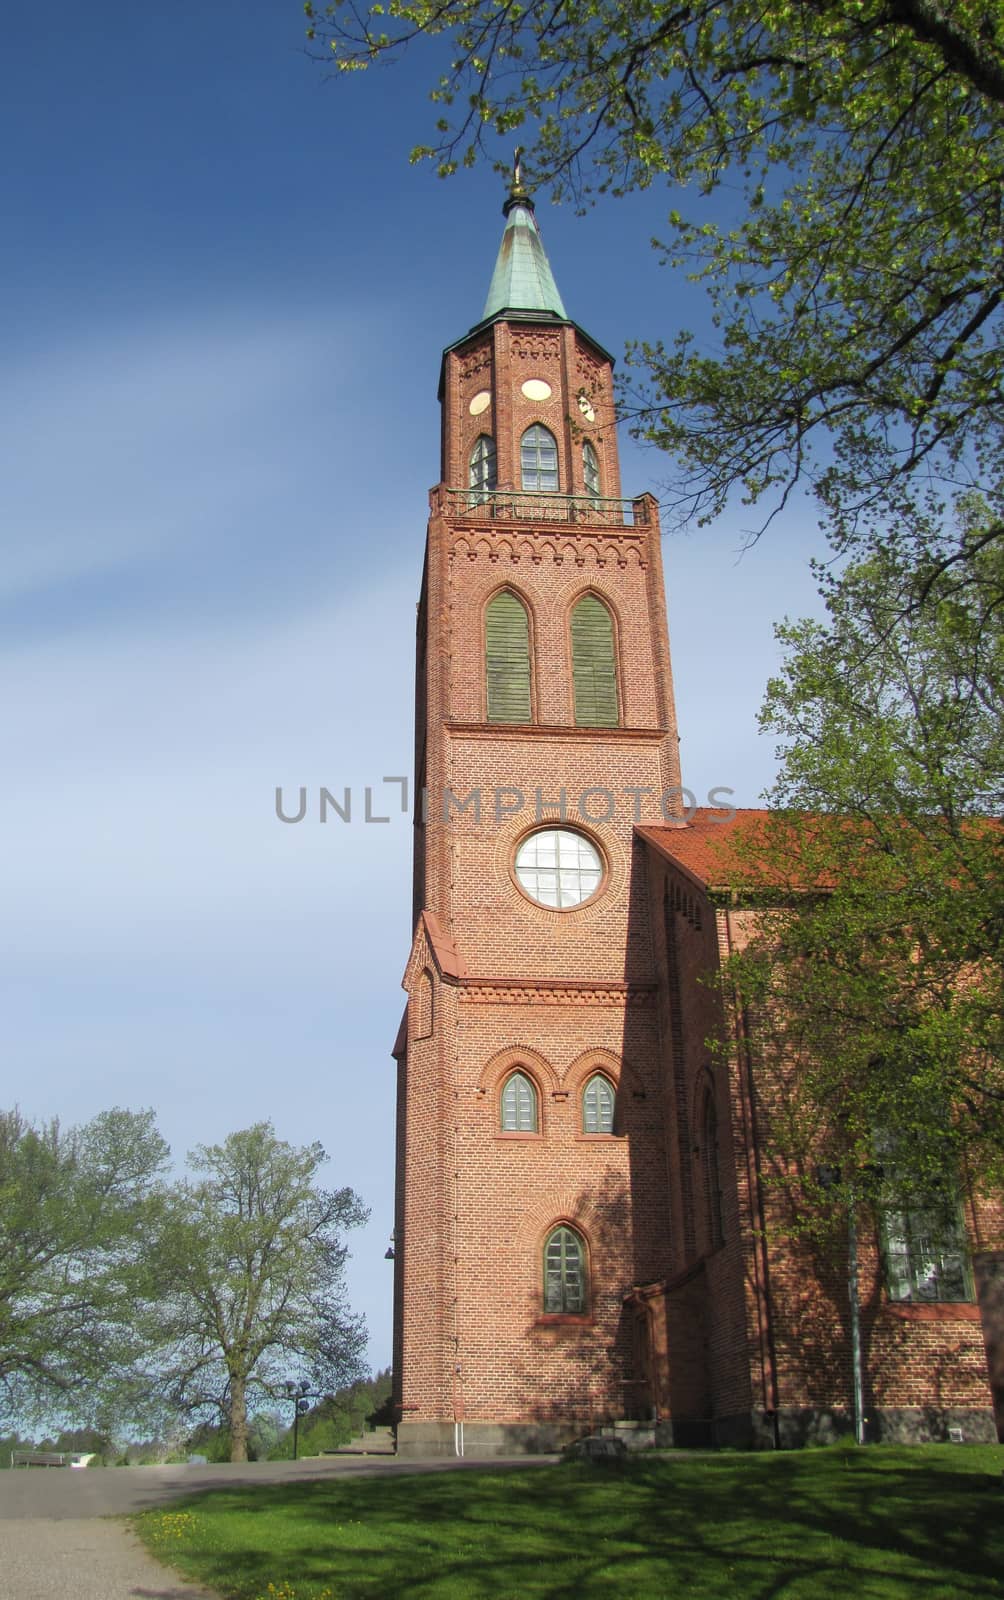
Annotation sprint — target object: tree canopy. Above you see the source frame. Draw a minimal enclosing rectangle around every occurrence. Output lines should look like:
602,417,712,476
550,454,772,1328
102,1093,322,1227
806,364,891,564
0,1108,168,1426
721,529,1004,1199
305,0,1004,553
143,1122,368,1462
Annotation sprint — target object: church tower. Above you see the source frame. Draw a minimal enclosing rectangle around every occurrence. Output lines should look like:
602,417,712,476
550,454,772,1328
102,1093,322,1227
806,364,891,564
393,170,684,1456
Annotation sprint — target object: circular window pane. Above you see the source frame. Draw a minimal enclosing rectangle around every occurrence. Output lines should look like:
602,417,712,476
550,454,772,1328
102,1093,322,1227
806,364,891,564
514,829,603,909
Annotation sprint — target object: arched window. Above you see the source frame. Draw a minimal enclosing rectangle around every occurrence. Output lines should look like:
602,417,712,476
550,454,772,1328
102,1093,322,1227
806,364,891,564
543,1225,587,1313
571,594,619,727
520,424,559,492
485,591,532,723
501,1071,538,1132
702,1089,724,1249
582,440,600,506
416,969,434,1040
469,434,497,504
583,1073,615,1134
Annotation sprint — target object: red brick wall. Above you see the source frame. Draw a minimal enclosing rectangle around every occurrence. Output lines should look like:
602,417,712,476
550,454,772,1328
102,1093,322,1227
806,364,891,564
715,900,1002,1437
441,322,622,503
397,313,683,1437
396,288,1001,1448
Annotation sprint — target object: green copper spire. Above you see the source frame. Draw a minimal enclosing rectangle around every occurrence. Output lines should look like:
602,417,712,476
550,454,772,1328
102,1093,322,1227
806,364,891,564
481,150,568,322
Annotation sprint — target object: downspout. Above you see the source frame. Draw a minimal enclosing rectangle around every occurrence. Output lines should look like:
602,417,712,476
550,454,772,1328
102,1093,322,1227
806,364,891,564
723,906,781,1447
452,1061,464,1457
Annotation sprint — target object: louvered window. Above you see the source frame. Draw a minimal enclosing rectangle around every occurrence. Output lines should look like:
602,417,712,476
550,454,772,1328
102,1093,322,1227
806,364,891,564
501,1071,538,1132
485,591,532,723
582,440,600,506
583,1074,615,1134
469,434,497,504
520,424,559,492
571,594,619,727
543,1226,586,1314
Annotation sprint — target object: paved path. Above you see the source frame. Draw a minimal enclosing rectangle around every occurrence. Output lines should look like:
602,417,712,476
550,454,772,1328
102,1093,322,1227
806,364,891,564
0,1517,216,1600
0,1455,556,1600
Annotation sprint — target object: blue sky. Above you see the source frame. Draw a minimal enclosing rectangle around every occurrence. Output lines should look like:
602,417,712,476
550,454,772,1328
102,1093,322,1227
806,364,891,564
2,2,827,1377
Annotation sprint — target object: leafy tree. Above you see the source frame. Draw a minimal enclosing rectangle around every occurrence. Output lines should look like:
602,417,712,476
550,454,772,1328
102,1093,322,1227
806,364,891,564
0,1107,169,1427
305,0,1004,560
720,528,1004,1200
143,1122,368,1463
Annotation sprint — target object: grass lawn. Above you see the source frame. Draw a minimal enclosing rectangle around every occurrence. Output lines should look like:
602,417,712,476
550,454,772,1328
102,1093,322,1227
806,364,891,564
133,1445,1004,1600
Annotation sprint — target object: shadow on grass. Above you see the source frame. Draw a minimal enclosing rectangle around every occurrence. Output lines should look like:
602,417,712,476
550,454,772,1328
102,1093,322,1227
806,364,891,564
137,1446,1004,1600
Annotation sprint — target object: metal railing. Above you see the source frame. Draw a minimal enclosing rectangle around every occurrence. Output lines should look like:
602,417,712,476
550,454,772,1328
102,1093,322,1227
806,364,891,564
444,487,649,527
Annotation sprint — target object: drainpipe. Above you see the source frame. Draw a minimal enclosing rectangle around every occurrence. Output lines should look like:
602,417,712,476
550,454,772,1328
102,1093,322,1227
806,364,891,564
848,1188,865,1445
724,908,781,1447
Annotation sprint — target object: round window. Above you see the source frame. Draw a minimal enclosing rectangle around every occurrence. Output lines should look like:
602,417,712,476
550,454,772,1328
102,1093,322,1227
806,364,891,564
514,828,604,909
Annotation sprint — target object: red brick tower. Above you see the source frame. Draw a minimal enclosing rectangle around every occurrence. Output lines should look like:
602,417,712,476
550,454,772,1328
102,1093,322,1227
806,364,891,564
393,171,684,1455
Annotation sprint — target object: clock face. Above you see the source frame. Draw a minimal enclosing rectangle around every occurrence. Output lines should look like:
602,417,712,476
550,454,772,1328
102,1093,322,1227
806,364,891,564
514,828,604,909
521,378,552,401
469,390,491,416
577,392,596,422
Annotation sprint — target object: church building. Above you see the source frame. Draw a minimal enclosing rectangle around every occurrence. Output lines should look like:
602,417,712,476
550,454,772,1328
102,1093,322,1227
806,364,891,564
391,173,1004,1455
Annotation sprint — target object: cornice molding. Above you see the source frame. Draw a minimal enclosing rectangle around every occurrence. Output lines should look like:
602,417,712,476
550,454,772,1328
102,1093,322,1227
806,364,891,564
457,978,657,1008
444,720,670,742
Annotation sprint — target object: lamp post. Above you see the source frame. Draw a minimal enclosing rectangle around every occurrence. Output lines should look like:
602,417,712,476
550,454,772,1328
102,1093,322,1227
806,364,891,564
816,1165,865,1446
282,1379,311,1460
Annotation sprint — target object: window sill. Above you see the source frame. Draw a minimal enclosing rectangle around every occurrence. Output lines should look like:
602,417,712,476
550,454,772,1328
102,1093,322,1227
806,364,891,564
883,1300,980,1321
535,1314,595,1328
574,1133,623,1143
495,1131,544,1142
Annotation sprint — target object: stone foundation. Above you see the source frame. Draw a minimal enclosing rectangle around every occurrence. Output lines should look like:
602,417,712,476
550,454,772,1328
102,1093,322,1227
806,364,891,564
395,1420,580,1458
396,1403,998,1457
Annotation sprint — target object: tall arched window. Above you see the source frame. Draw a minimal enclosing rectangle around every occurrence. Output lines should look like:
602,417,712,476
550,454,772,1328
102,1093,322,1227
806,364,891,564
485,591,532,723
571,594,619,727
520,424,559,492
583,1073,615,1134
702,1088,724,1249
416,969,434,1040
469,434,497,504
582,440,600,506
501,1071,538,1132
543,1225,587,1313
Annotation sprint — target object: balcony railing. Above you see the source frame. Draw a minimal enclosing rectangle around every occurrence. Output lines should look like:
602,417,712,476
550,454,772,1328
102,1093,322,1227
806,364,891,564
443,487,652,527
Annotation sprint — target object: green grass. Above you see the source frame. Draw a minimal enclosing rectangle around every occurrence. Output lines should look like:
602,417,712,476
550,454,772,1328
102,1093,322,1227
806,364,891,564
133,1445,1004,1600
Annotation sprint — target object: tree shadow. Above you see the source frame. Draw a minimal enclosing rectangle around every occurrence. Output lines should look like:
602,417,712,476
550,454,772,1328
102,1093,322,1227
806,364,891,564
139,1450,1004,1599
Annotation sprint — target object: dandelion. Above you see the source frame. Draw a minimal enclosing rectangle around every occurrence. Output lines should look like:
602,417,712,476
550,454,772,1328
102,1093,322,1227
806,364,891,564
145,1511,198,1545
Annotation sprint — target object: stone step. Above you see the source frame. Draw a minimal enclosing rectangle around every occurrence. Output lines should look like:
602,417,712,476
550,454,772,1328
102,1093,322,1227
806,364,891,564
322,1425,395,1457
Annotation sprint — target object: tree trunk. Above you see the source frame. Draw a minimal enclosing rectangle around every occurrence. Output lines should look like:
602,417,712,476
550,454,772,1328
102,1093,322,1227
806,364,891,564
229,1372,249,1463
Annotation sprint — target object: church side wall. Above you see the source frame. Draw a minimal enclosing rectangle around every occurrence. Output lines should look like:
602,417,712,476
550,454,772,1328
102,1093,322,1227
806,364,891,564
719,905,1001,1444
644,852,761,1440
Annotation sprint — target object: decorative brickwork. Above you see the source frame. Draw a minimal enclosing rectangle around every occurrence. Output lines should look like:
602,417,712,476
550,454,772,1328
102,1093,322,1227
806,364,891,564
393,200,1002,1457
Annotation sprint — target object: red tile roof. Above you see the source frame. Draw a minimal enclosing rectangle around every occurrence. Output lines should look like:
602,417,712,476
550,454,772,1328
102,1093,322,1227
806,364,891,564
639,808,994,892
638,808,795,891
421,909,468,980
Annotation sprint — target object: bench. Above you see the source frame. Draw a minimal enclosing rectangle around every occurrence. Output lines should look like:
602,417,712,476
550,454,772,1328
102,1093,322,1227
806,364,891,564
11,1450,72,1468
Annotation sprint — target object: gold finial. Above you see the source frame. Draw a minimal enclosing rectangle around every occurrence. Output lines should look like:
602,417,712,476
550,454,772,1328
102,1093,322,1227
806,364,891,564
505,144,532,213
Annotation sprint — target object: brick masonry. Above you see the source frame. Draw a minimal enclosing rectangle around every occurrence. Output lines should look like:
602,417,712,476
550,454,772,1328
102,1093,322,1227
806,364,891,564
392,254,1003,1456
